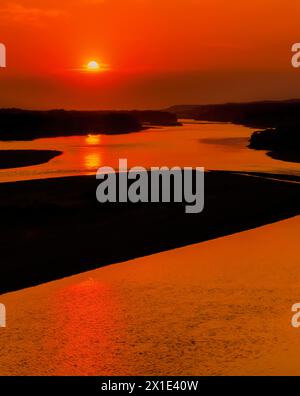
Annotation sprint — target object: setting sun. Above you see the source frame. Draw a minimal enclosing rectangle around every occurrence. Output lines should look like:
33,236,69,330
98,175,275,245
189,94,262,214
86,61,100,72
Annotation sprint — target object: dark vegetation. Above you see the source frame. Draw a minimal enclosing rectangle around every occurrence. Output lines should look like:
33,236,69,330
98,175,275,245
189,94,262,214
0,150,62,169
168,99,300,128
0,109,179,140
249,126,300,162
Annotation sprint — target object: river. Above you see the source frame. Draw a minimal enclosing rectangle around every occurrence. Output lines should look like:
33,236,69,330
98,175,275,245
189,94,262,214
0,121,299,183
0,121,300,375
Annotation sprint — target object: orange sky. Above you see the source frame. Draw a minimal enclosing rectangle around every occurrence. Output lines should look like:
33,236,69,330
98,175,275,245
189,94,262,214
0,0,300,109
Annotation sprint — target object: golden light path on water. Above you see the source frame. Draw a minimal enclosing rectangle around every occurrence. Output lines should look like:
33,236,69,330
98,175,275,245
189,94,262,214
0,121,300,375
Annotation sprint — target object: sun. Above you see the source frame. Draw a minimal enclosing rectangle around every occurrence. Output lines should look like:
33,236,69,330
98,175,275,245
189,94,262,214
86,60,100,72
78,60,109,73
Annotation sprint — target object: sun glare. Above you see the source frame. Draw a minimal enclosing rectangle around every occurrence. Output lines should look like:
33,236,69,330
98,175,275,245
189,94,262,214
86,61,100,72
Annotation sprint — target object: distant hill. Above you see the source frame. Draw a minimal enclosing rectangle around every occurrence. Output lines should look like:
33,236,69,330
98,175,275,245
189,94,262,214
167,99,300,128
126,110,181,127
0,109,180,141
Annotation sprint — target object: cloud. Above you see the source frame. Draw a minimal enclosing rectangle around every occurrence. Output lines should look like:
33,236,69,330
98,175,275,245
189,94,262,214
0,2,62,24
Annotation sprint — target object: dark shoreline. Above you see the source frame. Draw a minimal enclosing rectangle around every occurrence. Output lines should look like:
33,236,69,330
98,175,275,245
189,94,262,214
167,99,300,129
0,109,180,141
0,150,62,169
0,171,300,295
267,151,300,163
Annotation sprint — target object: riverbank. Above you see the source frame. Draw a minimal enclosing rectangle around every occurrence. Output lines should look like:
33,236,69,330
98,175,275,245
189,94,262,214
248,127,300,164
0,171,300,294
0,109,180,140
0,150,62,169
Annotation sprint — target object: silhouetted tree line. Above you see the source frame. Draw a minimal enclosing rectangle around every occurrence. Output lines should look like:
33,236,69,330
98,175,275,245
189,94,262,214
0,109,179,140
249,126,300,151
168,100,300,128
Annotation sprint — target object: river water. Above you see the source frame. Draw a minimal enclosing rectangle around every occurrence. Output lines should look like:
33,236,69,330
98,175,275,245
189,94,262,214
1,121,300,375
0,121,299,183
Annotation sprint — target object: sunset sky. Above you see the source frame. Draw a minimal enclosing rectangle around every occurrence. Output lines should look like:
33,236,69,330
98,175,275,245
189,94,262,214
0,0,300,109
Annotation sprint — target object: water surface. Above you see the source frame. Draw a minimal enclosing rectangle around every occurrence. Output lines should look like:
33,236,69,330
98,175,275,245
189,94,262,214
0,121,299,183
1,121,300,375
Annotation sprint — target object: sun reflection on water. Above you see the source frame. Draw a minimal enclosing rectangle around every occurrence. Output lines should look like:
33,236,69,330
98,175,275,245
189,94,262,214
85,134,101,145
84,153,102,170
